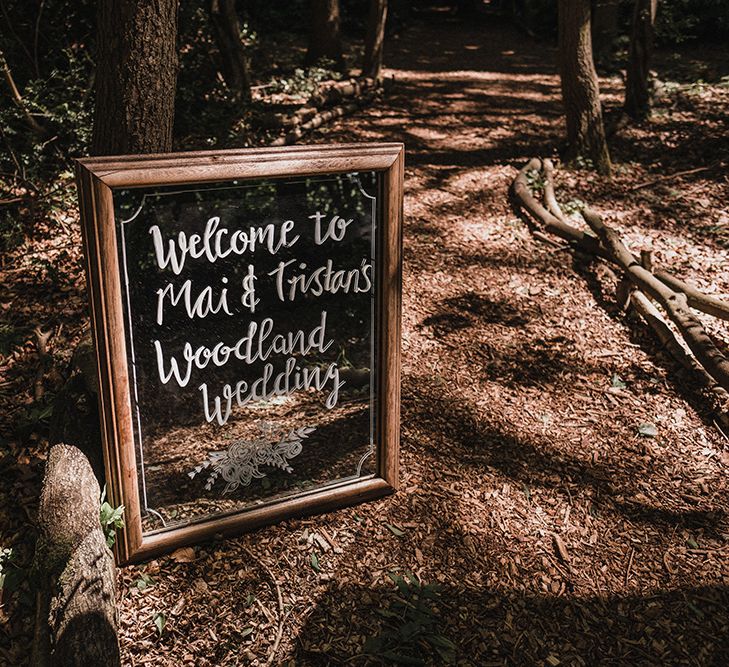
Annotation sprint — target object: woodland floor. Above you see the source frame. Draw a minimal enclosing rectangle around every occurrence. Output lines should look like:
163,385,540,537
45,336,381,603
3,10,729,667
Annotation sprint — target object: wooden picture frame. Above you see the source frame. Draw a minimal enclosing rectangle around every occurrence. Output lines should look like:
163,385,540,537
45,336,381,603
75,143,403,565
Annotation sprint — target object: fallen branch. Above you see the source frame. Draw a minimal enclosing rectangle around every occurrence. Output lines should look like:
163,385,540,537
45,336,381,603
581,208,729,393
270,90,378,146
513,158,729,321
629,164,717,192
630,290,729,428
307,76,378,108
511,157,729,426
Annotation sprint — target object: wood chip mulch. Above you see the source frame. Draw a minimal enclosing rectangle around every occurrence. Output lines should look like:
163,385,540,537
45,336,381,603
2,16,729,667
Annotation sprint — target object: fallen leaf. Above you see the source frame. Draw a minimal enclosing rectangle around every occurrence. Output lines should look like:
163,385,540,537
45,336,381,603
310,552,320,572
638,423,658,437
153,612,166,636
385,523,405,537
170,547,196,563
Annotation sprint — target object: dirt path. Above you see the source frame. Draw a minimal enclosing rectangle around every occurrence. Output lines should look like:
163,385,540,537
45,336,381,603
114,15,729,667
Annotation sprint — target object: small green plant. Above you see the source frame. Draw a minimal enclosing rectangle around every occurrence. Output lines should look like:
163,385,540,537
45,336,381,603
574,155,595,171
525,168,545,192
363,572,457,665
269,63,343,99
562,198,586,216
0,547,24,594
99,487,125,549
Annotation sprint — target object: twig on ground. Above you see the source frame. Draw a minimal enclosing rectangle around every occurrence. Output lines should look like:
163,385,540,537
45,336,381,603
629,164,717,192
625,547,635,587
33,325,51,401
244,547,287,667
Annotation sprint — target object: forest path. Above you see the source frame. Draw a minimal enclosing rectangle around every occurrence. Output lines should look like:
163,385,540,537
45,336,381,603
116,16,729,666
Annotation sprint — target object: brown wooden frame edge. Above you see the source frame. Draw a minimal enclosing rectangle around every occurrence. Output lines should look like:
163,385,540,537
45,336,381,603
74,142,403,565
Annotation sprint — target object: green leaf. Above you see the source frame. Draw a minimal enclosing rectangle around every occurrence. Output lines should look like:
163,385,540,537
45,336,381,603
638,423,658,437
153,612,166,636
686,537,699,549
134,574,153,590
100,500,125,548
310,553,320,572
429,634,457,650
388,572,410,596
240,626,254,639
611,374,627,389
363,635,384,653
385,523,405,537
0,567,23,593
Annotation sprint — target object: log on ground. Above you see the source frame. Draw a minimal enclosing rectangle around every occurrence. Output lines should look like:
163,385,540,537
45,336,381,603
31,443,120,667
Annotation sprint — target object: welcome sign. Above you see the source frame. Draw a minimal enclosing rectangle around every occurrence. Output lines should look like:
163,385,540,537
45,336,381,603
75,144,403,564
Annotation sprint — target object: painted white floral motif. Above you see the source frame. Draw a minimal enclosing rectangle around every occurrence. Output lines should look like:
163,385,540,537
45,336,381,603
189,423,315,494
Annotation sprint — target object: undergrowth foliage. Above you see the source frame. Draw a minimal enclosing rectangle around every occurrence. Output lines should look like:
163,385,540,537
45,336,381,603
363,572,457,665
100,487,125,549
0,0,95,251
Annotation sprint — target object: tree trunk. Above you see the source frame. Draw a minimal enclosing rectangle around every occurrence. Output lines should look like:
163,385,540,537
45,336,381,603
362,0,387,79
305,0,345,70
30,444,120,667
624,0,658,120
558,0,611,175
91,0,179,155
209,0,252,102
591,0,619,64
36,3,181,663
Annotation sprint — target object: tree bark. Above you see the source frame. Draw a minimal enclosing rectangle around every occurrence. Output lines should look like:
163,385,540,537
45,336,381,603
30,444,120,667
91,0,179,155
209,0,252,102
624,0,658,120
362,0,387,79
558,0,611,175
305,0,345,70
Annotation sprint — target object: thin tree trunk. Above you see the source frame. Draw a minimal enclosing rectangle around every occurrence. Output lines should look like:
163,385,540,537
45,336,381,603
591,0,619,64
0,47,45,135
92,0,179,155
624,0,658,120
558,0,611,175
362,0,387,79
209,0,252,102
305,0,345,70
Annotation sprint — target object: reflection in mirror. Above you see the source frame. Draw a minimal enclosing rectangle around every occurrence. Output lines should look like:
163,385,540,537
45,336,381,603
114,173,379,533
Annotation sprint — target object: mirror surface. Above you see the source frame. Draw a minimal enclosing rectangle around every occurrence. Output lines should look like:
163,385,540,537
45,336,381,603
114,173,379,533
